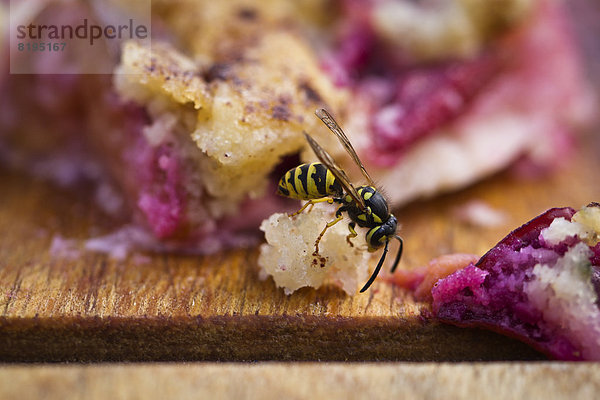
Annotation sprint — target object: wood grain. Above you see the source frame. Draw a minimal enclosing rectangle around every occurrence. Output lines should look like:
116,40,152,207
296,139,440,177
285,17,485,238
1,363,600,400
1,135,600,362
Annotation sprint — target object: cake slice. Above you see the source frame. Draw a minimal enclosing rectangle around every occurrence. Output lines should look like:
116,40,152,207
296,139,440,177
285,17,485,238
432,203,600,360
0,0,595,255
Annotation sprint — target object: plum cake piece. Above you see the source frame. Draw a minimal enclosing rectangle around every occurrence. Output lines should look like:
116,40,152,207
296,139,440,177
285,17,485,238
432,204,600,360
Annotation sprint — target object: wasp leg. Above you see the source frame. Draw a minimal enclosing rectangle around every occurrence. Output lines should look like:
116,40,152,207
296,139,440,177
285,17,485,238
359,239,389,293
389,235,404,273
288,198,334,218
313,214,344,257
346,222,358,247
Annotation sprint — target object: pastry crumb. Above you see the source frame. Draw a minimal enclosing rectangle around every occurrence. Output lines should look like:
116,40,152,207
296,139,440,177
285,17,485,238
453,200,508,228
258,204,372,295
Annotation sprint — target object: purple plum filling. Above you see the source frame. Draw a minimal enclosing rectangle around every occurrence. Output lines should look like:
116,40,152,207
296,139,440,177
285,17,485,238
369,54,500,154
324,9,502,159
433,207,600,360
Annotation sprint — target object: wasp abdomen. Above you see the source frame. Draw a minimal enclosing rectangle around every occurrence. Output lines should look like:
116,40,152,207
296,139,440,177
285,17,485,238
277,162,342,200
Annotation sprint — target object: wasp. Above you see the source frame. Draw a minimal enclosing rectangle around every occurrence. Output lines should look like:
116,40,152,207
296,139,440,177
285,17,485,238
277,108,403,292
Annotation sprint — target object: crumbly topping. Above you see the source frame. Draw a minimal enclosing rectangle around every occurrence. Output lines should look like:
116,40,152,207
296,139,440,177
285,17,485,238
115,42,210,110
525,242,600,359
523,203,600,359
572,203,600,245
115,33,345,215
541,217,588,246
541,204,600,246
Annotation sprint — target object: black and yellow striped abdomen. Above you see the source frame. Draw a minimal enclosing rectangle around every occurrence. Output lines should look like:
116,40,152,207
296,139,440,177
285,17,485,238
277,162,343,200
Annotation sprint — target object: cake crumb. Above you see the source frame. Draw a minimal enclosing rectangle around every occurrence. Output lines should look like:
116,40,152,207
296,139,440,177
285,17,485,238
258,204,372,295
84,225,158,261
49,235,81,260
454,200,508,228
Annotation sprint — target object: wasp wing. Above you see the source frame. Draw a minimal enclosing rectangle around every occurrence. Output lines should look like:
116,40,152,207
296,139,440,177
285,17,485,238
315,108,375,187
303,132,367,211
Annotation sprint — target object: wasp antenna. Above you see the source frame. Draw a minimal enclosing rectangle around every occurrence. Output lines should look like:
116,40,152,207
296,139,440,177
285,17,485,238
389,236,403,274
360,240,389,293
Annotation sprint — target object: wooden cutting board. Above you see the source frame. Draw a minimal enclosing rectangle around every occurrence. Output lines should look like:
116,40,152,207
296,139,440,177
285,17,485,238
1,135,600,362
2,363,600,400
